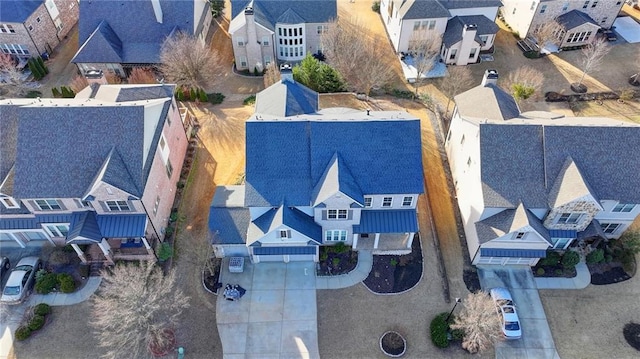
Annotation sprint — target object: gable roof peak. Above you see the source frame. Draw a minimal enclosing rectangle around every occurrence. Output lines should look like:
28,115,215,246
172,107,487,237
548,156,596,208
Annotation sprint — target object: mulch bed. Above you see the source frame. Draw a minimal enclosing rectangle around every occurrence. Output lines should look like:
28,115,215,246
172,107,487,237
588,262,631,285
624,322,640,351
380,331,405,356
317,249,358,276
463,269,481,293
363,235,422,294
203,258,222,293
532,264,577,278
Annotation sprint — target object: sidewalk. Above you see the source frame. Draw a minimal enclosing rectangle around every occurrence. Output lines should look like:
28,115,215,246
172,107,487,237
534,262,590,290
315,250,373,290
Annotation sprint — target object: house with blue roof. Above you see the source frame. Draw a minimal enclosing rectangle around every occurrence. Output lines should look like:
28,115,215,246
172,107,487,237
446,70,640,266
380,0,501,66
0,83,189,265
228,0,336,71
0,0,78,61
208,77,424,262
71,0,211,80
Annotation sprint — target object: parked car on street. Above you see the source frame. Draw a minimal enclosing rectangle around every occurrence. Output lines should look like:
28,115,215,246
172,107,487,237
0,256,9,277
0,257,42,304
490,287,522,339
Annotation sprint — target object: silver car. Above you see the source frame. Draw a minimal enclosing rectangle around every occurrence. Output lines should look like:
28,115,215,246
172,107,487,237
490,287,522,339
1,256,42,304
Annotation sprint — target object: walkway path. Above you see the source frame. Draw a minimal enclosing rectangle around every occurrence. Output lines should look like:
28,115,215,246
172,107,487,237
0,277,101,359
534,263,590,290
315,250,372,290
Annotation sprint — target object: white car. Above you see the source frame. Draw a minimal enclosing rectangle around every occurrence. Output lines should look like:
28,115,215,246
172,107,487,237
1,256,42,304
490,287,522,339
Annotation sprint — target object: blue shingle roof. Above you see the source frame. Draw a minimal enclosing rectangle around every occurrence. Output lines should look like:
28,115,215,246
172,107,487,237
253,246,317,255
231,0,336,31
255,79,319,117
311,153,364,206
209,207,251,244
67,211,102,243
0,1,42,23
480,248,547,258
74,0,199,64
252,205,322,242
353,209,418,234
72,21,123,63
245,119,423,207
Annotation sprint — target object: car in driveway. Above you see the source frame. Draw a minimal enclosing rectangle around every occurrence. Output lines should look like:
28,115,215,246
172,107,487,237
490,287,522,339
1,256,42,304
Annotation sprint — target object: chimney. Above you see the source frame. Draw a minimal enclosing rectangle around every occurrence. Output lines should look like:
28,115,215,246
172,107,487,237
151,0,163,23
481,69,499,87
280,63,293,82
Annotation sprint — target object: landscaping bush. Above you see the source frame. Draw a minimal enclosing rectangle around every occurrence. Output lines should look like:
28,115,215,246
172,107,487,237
28,315,45,331
36,56,48,74
49,249,71,265
57,273,76,293
243,95,256,106
430,312,450,348
61,86,75,98
332,257,340,267
34,303,51,316
586,249,605,264
536,268,545,276
207,92,225,105
35,272,58,294
157,242,173,261
52,87,61,98
605,254,613,263
539,250,561,266
28,59,43,80
371,1,380,13
26,90,41,98
554,269,563,276
198,88,207,102
333,241,348,254
391,88,414,99
15,326,31,341
561,251,580,269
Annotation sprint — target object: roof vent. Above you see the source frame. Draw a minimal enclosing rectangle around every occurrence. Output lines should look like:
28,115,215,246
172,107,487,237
481,69,498,87
464,24,478,31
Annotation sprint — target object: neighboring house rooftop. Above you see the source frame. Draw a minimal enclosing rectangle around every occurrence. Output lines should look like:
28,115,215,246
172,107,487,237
73,0,200,64
442,15,498,47
557,9,598,30
475,204,551,244
454,83,520,121
209,186,251,245
394,0,501,20
0,1,42,23
230,0,336,31
255,78,319,117
67,211,147,244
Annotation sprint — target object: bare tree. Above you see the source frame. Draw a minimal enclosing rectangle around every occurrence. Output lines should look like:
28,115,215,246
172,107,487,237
630,48,640,86
407,30,442,93
532,21,561,55
321,17,394,95
69,75,89,93
450,291,504,354
159,31,222,89
92,262,190,359
105,71,122,85
438,66,473,114
502,65,544,101
128,67,158,84
576,38,610,89
181,231,218,279
0,54,38,96
263,61,281,88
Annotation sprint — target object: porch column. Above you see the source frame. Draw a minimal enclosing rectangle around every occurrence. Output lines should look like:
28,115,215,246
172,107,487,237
10,233,26,248
352,233,358,249
98,238,115,265
141,237,154,254
374,233,380,249
407,232,415,248
70,243,88,264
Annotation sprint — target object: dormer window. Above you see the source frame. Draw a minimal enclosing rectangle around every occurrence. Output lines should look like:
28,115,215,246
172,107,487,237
106,200,130,211
382,197,393,207
35,199,62,211
279,230,290,238
613,204,635,213
515,232,526,239
557,212,582,224
402,196,413,206
0,197,19,209
364,197,372,207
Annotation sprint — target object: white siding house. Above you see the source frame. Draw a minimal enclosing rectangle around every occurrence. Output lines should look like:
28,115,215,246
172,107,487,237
446,70,640,266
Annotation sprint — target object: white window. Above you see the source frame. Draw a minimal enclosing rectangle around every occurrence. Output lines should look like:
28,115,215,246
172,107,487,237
316,25,327,34
515,232,526,239
0,24,16,33
264,55,271,65
325,230,347,241
239,56,247,67
0,197,19,209
479,35,489,44
158,134,170,165
279,230,289,238
237,37,245,46
153,195,160,216
449,49,457,60
601,17,607,23
413,21,420,31
557,212,582,224
613,204,635,212
54,18,63,31
328,209,337,219
600,223,620,234
583,0,590,9
276,25,305,60
338,210,348,219
36,17,41,23
1,44,30,55
35,199,61,211
382,197,393,207
44,224,69,237
540,4,547,13
469,48,477,58
262,36,270,46
105,200,130,211
591,1,598,7
460,135,465,145
364,197,372,207
166,161,173,178
402,196,413,206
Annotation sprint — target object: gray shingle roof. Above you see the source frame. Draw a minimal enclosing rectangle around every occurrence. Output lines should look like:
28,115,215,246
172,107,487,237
557,10,598,30
231,0,337,31
439,0,501,9
547,157,596,208
442,15,498,47
209,207,251,244
74,0,198,64
454,83,520,121
0,105,19,186
475,206,550,244
255,79,319,117
72,21,123,64
394,0,501,20
0,1,41,23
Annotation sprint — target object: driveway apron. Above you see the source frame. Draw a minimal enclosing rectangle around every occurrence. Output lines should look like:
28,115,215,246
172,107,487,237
478,266,560,359
217,260,319,359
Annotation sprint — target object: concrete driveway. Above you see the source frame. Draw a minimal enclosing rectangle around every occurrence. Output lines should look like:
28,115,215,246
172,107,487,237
217,259,319,359
478,266,560,359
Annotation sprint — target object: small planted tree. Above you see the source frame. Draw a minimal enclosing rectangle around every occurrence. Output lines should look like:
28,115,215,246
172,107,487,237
160,31,222,90
128,67,158,84
92,262,190,359
532,21,561,56
573,38,610,92
502,65,544,102
439,66,473,115
407,30,442,93
292,54,345,93
263,61,281,88
450,291,504,354
0,54,39,96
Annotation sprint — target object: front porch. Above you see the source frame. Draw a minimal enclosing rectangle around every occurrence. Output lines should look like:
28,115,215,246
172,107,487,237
353,233,414,255
74,237,155,265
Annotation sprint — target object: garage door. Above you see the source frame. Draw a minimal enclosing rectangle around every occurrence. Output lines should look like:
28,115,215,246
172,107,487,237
476,257,537,266
253,246,317,262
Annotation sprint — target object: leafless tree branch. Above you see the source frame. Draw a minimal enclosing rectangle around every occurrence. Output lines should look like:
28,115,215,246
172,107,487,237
577,38,610,87
159,31,222,89
450,291,504,354
0,54,39,96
